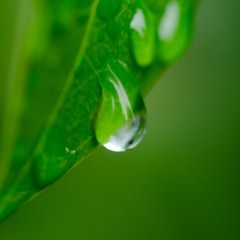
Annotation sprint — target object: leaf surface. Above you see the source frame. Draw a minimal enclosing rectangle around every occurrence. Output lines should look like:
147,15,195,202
0,0,198,220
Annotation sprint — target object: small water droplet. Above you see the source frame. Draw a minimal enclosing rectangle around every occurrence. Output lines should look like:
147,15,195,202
157,0,194,63
65,147,76,155
95,59,146,152
130,2,155,67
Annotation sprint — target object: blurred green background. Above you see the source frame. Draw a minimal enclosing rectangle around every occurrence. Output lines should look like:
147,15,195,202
0,0,239,239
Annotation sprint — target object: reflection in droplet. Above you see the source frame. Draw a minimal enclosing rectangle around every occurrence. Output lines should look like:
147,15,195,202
104,112,146,152
130,3,155,67
95,59,146,152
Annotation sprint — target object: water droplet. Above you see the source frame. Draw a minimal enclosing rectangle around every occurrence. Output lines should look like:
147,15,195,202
95,59,146,152
130,2,155,67
157,0,194,63
65,147,76,155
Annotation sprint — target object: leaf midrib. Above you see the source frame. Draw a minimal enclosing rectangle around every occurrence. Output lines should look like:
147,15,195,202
34,0,100,155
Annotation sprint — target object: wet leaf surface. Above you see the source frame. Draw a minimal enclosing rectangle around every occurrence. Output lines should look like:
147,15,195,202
0,0,198,220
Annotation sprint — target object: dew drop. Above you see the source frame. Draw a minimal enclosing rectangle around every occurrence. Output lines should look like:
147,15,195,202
130,2,155,67
95,59,146,152
157,0,194,63
65,147,76,155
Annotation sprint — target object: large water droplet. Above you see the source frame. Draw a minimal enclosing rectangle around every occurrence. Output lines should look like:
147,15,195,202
95,59,146,152
130,2,155,67
157,0,194,63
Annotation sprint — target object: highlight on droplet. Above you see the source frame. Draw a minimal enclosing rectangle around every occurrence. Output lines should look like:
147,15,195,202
130,1,155,67
158,0,180,41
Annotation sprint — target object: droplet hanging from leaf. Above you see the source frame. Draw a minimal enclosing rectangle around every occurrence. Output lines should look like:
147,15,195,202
94,58,146,152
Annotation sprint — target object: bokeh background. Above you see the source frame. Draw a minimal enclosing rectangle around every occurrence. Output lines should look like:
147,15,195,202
0,0,239,239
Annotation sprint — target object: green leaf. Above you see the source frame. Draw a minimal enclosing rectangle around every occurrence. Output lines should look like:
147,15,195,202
0,0,198,221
